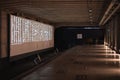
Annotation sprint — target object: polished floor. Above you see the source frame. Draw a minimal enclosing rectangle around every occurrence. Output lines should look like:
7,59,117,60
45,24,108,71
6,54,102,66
21,45,120,80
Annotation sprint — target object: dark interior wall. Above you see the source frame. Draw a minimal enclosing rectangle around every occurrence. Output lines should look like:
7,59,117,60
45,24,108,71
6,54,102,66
104,12,120,53
55,27,104,51
0,11,1,59
0,11,1,69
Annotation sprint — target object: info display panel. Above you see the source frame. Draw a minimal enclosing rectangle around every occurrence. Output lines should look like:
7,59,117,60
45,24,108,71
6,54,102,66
10,15,54,57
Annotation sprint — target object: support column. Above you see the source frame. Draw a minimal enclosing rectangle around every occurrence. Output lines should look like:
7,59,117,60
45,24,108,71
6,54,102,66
117,13,120,53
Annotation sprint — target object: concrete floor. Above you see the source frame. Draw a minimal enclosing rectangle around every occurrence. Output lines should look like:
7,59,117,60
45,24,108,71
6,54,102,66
21,45,120,80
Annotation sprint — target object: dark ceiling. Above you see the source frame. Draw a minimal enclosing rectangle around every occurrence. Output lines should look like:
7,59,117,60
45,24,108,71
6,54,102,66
0,0,113,27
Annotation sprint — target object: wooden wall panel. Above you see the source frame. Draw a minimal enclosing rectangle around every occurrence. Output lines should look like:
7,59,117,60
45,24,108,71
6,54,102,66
1,11,8,58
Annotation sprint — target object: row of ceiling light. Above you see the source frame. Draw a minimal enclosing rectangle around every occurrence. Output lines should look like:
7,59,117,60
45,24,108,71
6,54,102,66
87,0,93,24
88,9,93,24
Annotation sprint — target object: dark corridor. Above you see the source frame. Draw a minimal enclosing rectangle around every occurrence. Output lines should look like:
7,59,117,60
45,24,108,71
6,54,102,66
1,0,120,80
55,27,104,51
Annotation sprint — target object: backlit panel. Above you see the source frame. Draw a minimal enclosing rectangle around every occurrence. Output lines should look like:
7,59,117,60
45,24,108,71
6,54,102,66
10,15,54,57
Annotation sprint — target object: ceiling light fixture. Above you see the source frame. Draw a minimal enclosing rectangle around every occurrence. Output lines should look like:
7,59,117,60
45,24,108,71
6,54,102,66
90,19,93,21
87,0,94,24
89,16,93,18
89,9,92,12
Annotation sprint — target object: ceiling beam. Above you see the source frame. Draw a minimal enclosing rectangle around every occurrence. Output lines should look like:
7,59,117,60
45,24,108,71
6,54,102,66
99,0,120,26
53,22,98,28
99,0,116,25
103,3,120,25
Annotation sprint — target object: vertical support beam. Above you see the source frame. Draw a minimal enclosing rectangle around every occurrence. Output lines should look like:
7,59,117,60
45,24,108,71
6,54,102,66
104,23,109,46
7,14,10,62
0,10,1,59
112,16,115,50
117,13,120,53
111,17,114,49
107,21,111,47
0,11,10,69
1,11,9,62
114,14,118,51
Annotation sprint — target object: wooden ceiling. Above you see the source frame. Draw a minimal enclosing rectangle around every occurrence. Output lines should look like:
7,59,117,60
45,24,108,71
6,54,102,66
0,0,110,27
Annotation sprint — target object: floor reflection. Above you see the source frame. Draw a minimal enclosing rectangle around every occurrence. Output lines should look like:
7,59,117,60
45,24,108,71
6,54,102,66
21,45,120,80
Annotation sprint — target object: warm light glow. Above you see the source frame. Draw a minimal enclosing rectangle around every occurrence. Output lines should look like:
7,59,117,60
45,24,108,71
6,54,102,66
89,9,92,12
104,45,120,64
90,19,93,21
118,54,120,67
89,16,93,18
11,15,53,45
